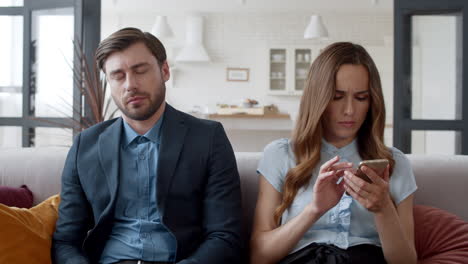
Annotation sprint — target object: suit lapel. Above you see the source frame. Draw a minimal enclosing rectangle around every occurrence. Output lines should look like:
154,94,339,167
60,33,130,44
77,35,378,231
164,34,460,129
98,118,122,206
157,104,188,214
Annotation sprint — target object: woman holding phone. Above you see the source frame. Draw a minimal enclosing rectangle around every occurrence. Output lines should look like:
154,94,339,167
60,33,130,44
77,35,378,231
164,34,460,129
250,42,417,264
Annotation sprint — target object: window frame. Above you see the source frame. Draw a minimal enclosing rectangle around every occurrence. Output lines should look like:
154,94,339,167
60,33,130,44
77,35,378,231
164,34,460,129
0,0,100,147
394,0,468,154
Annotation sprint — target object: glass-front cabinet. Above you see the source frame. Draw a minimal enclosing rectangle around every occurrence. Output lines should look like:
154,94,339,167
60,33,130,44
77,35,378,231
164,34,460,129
269,49,287,92
268,47,312,95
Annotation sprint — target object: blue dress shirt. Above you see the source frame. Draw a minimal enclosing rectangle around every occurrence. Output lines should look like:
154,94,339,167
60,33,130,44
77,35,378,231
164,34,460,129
100,116,177,264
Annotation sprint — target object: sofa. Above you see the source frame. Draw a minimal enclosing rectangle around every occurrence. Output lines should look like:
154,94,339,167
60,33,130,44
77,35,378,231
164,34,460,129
1,147,468,263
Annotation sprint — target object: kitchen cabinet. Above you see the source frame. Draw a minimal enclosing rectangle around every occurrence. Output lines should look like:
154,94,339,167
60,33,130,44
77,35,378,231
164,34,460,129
268,47,313,96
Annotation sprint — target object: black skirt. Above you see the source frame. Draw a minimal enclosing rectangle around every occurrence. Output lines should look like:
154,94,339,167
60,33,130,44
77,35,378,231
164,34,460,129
278,243,386,264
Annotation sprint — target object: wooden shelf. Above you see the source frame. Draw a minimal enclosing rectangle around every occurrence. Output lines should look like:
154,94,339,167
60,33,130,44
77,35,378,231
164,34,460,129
208,113,290,119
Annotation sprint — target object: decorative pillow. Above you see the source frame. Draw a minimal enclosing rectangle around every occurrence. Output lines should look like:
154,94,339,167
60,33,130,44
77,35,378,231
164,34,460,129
0,194,60,264
0,185,33,208
414,205,468,263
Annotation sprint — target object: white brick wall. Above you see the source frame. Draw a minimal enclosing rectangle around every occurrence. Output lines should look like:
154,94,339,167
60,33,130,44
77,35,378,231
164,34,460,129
101,11,394,151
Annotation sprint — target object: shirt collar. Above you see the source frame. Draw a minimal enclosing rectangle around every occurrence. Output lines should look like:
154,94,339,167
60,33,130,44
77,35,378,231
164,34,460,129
321,138,358,157
121,114,164,148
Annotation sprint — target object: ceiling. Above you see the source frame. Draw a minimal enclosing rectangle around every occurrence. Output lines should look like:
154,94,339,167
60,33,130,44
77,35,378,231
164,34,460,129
102,0,393,15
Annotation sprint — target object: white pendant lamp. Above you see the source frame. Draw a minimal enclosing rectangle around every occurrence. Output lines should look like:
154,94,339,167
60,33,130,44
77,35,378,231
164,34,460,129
176,15,211,62
151,16,174,39
304,15,329,39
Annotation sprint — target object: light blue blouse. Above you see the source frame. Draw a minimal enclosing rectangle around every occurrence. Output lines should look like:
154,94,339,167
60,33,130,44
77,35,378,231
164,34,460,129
257,138,417,253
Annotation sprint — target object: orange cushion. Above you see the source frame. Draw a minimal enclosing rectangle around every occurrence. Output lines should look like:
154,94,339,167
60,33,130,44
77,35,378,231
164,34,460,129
414,205,468,263
0,195,60,264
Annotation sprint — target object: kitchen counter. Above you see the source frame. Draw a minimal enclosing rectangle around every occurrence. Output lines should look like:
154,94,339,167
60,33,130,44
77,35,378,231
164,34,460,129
188,112,293,151
208,113,290,119
206,113,293,131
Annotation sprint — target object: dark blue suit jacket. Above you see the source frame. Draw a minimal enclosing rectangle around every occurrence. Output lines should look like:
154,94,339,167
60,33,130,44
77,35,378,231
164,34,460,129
53,104,242,264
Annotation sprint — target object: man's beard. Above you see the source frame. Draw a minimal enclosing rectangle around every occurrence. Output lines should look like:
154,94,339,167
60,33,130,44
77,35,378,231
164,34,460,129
116,82,166,121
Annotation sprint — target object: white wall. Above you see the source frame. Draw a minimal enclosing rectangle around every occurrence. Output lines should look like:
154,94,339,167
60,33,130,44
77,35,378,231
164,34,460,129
101,11,394,152
101,0,393,15
101,12,393,115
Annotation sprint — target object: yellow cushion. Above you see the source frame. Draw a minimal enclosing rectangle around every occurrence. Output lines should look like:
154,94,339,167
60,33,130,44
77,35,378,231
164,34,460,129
0,194,60,264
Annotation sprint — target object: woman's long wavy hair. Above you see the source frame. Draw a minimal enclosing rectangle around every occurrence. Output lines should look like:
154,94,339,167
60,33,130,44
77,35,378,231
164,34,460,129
274,42,395,223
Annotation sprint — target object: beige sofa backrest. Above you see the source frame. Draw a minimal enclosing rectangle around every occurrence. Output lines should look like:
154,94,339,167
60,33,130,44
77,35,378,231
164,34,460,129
0,147,68,205
1,148,467,230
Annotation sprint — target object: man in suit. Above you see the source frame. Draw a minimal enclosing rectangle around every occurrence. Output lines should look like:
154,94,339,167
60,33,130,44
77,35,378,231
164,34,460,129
53,27,242,264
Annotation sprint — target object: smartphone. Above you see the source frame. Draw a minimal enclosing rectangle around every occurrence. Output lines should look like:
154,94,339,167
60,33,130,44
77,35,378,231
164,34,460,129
355,159,389,183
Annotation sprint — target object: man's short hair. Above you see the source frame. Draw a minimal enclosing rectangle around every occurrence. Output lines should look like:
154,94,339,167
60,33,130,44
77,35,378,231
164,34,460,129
95,27,167,72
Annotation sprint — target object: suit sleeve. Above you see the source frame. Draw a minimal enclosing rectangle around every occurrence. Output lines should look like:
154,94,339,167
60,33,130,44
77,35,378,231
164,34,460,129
53,133,92,264
178,122,243,264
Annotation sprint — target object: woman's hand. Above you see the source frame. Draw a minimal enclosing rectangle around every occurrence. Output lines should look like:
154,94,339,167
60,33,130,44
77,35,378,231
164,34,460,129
309,156,353,216
343,165,393,213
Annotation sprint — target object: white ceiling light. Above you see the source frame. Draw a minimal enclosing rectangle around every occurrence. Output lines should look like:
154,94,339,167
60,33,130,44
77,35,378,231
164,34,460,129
176,15,211,62
304,15,329,39
151,15,174,39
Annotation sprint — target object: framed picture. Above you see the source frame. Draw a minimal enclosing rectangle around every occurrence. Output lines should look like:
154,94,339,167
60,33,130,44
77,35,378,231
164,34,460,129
226,68,249,82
